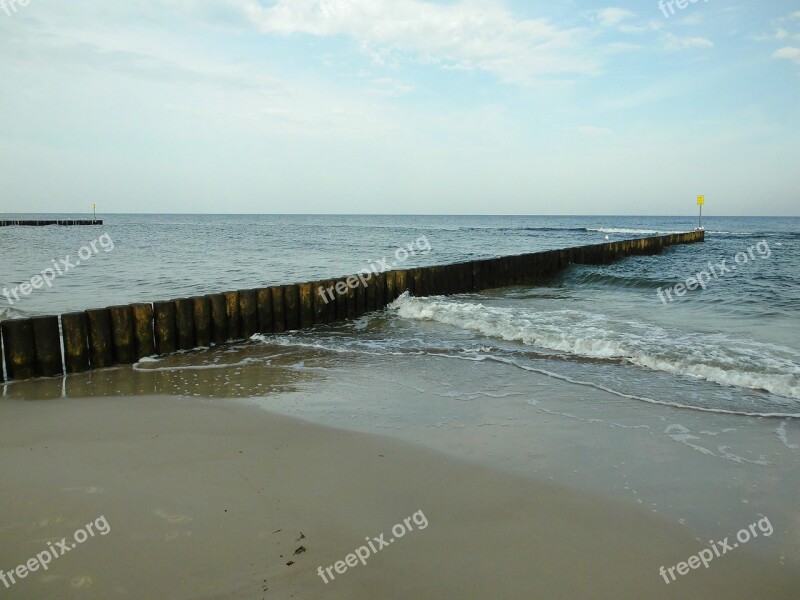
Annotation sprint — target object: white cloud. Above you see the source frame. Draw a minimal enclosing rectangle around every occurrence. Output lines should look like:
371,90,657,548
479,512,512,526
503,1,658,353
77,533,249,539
0,4,406,140
664,34,714,51
773,47,800,65
591,7,658,34
679,14,704,26
755,11,800,42
595,8,636,28
240,0,599,86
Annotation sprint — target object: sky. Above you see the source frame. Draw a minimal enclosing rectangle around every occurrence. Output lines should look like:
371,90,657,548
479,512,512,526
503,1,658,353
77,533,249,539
0,0,798,216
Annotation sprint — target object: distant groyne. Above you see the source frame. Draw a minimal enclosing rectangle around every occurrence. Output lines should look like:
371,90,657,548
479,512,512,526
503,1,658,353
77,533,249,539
0,220,103,227
0,231,704,382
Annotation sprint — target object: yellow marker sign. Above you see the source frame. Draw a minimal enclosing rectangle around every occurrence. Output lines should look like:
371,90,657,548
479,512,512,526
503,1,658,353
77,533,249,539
697,195,705,206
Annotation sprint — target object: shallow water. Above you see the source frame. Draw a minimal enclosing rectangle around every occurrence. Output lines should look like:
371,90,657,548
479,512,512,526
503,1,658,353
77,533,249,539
2,214,798,416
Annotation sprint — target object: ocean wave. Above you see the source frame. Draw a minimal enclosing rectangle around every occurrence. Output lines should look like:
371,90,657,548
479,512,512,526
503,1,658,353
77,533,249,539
458,226,587,233
707,231,800,239
565,270,675,290
250,326,800,418
584,227,684,235
390,294,800,400
504,357,799,419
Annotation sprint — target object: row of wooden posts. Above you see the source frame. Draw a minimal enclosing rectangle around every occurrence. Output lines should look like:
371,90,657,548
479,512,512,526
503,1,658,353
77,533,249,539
0,231,704,382
0,220,103,227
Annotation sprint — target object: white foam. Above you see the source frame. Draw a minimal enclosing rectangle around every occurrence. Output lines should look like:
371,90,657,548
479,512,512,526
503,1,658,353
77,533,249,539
775,420,799,450
494,354,800,418
135,356,161,363
664,424,770,466
390,294,800,401
133,357,262,372
586,227,685,235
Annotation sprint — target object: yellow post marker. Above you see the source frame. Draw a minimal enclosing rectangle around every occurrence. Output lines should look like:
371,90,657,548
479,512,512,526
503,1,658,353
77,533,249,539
697,195,704,229
92,203,96,220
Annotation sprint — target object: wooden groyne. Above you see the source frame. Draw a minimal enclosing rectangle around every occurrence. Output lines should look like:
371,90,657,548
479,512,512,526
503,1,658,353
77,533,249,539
0,220,103,227
0,231,704,382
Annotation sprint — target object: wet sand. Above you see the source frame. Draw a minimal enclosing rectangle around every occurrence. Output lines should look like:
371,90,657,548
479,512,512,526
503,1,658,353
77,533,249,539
0,390,798,599
250,349,800,563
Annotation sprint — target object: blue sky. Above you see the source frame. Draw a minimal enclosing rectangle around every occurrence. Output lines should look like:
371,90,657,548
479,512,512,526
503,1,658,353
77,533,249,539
0,0,798,215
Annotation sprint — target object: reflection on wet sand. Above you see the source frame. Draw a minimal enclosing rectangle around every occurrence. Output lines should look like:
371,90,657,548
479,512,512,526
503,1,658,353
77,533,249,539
1,341,333,401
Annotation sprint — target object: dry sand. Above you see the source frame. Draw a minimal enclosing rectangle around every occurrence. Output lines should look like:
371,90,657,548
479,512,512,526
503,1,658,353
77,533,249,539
0,393,797,599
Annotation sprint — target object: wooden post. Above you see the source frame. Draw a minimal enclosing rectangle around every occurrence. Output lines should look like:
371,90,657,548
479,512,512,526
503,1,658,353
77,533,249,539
420,266,436,296
239,289,259,339
547,250,561,277
131,303,156,359
396,270,408,297
86,308,115,368
109,305,136,364
439,265,452,294
385,270,397,303
441,264,459,294
365,276,377,312
459,262,473,292
192,296,212,348
153,301,177,355
552,249,563,269
31,315,63,377
330,278,347,321
313,281,330,325
323,279,338,323
512,255,527,285
174,298,196,351
208,294,228,344
411,268,423,296
588,244,603,265
271,287,286,333
471,260,483,291
61,312,90,373
224,291,241,341
606,244,616,263
373,273,386,310
256,288,274,334
354,279,366,318
493,258,510,287
453,263,465,292
284,285,300,330
518,253,533,284
298,283,314,328
1,319,36,380
345,278,356,320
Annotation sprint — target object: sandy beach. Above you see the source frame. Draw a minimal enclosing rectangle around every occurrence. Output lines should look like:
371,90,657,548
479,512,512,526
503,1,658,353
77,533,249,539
3,0,799,596
1,380,798,599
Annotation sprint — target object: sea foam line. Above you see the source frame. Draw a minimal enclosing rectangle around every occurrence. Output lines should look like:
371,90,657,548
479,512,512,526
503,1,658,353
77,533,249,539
390,294,800,400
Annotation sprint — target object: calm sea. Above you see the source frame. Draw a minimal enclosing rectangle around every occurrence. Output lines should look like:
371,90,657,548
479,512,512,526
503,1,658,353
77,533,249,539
1,214,798,416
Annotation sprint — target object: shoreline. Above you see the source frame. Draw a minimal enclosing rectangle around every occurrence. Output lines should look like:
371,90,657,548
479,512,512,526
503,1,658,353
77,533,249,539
0,230,703,383
1,392,798,599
